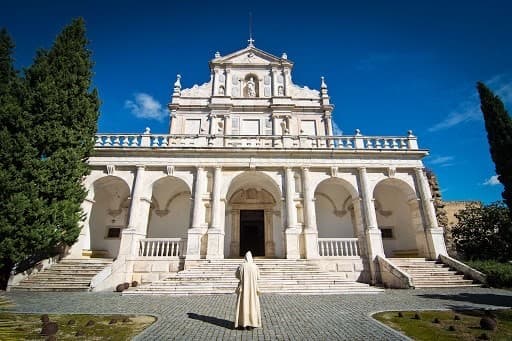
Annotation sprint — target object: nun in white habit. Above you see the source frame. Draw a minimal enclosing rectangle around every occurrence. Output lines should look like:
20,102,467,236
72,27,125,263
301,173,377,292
234,251,262,329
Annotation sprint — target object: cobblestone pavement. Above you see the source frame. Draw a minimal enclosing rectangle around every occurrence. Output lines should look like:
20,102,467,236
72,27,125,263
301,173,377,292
4,288,512,340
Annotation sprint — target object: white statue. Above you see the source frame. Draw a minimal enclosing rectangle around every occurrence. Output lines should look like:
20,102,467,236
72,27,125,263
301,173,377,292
247,77,256,97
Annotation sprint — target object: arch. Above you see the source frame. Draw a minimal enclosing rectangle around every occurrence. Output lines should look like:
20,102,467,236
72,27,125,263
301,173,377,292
225,171,282,258
373,178,420,257
147,176,192,238
310,175,359,200
314,178,357,238
88,175,131,258
225,171,281,203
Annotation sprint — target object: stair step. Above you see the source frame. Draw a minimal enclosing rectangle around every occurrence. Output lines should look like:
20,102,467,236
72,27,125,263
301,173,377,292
10,257,112,292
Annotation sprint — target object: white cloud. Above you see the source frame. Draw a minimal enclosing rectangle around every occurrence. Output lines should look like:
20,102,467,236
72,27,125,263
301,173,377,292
428,75,512,132
427,155,454,167
125,93,167,121
332,120,343,135
483,175,500,186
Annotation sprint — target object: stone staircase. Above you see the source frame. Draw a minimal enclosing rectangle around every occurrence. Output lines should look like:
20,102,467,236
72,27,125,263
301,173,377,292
9,258,113,292
388,258,481,289
124,259,383,296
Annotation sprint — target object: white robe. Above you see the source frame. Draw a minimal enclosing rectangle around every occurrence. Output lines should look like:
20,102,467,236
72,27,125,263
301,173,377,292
235,251,262,328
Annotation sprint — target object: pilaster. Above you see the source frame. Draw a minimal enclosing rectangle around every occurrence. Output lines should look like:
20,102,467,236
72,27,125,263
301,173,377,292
187,166,207,260
207,167,224,259
302,167,319,259
118,165,149,258
414,167,447,258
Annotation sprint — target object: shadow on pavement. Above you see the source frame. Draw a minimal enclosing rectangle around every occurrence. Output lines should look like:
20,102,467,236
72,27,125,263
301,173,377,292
418,292,512,308
187,312,234,329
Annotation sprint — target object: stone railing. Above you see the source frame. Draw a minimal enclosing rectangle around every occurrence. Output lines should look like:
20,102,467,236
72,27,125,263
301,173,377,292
377,255,414,289
318,238,360,257
139,238,187,257
95,130,419,150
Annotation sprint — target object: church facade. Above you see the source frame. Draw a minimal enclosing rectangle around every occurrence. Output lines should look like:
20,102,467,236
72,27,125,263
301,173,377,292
70,43,448,290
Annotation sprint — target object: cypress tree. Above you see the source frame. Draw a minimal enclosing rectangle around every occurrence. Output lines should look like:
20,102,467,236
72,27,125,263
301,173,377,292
0,19,100,289
477,82,512,217
24,17,100,248
0,28,42,289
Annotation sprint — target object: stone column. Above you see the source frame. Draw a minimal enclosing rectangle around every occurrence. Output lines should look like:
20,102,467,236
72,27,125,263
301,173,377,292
324,113,333,136
302,167,319,259
119,165,150,258
223,114,231,147
285,167,300,259
212,68,219,96
271,68,278,96
187,167,207,260
358,167,384,284
225,69,231,97
230,209,240,257
69,195,95,258
414,168,447,259
207,167,224,259
264,210,275,257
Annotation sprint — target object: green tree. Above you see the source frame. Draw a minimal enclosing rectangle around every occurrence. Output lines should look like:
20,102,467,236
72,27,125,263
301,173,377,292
0,19,100,289
452,201,512,261
0,28,39,289
477,82,512,217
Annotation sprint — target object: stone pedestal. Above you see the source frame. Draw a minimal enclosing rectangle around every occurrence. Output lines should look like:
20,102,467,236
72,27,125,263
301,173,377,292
186,228,204,260
365,228,385,284
285,228,301,259
206,229,224,259
303,230,319,259
118,229,146,258
425,227,448,259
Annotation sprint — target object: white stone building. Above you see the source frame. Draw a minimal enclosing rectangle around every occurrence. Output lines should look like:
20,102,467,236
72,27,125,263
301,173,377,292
67,42,462,291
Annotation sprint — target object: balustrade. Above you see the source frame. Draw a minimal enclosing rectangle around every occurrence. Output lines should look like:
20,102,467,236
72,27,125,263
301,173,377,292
95,133,418,150
139,238,186,257
317,238,360,257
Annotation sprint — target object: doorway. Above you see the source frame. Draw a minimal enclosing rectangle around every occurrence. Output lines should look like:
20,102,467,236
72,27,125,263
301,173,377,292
239,210,265,257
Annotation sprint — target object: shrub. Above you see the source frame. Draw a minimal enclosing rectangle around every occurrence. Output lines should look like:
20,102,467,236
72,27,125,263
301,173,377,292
467,260,512,288
480,317,497,331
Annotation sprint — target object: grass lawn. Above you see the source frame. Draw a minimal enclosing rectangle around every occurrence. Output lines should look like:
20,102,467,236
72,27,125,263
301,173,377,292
0,294,155,340
0,312,156,340
373,309,512,341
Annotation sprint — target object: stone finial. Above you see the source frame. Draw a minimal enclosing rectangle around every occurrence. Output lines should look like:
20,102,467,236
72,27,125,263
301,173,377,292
144,127,151,134
407,130,414,137
321,76,327,89
173,74,182,96
281,52,288,60
355,129,362,136
214,51,221,58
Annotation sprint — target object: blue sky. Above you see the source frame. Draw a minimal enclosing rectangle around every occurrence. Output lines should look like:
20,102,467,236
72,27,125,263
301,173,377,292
2,0,511,204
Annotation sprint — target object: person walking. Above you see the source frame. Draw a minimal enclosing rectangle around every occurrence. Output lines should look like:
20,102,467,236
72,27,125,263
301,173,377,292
234,251,261,330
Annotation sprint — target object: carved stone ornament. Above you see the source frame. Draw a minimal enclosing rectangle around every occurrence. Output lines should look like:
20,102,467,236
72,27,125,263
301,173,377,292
106,164,115,175
288,84,320,99
180,81,212,97
331,167,338,178
387,167,396,178
166,165,175,176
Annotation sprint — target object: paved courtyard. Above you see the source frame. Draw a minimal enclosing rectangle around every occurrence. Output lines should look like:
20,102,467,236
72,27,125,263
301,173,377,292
4,288,512,340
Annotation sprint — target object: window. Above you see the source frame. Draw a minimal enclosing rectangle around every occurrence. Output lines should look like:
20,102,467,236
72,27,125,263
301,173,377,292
231,117,240,135
380,227,394,239
106,227,121,239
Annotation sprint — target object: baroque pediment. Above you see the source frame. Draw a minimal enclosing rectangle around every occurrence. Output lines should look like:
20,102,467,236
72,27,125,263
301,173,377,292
212,46,286,66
